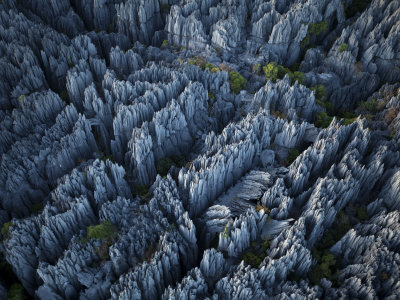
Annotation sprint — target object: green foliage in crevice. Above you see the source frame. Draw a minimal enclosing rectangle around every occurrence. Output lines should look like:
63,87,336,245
263,62,305,85
229,71,247,94
157,156,185,176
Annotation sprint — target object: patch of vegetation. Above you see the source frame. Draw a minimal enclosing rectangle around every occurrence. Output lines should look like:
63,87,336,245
301,21,328,49
228,71,247,94
263,62,285,83
188,56,220,73
310,84,326,103
263,62,305,85
208,92,216,100
289,71,306,85
343,116,357,125
222,223,230,238
81,220,118,245
308,211,352,286
1,221,12,240
339,111,357,125
315,111,334,128
161,39,169,47
311,85,334,114
287,148,300,165
318,211,351,250
242,251,264,268
157,156,185,176
309,249,337,285
300,34,312,49
308,21,328,36
8,284,27,300
242,237,270,268
94,28,102,33
338,43,348,52
18,95,25,103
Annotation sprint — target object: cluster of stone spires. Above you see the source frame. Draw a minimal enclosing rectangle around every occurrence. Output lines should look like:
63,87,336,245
0,0,399,299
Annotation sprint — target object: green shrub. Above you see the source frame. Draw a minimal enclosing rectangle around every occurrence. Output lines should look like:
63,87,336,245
343,116,357,125
311,85,326,103
358,99,377,112
287,148,300,165
311,85,334,114
18,95,25,102
242,251,264,268
263,62,283,83
338,43,348,52
157,156,185,176
1,221,12,240
308,21,328,35
300,21,327,49
289,71,305,85
309,250,337,285
222,223,230,238
263,63,305,84
340,111,357,125
86,221,117,241
161,39,169,47
208,92,215,100
229,71,247,94
8,284,27,300
319,211,351,249
315,111,333,128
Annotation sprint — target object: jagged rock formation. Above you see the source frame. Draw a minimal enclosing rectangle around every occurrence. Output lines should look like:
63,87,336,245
0,0,399,299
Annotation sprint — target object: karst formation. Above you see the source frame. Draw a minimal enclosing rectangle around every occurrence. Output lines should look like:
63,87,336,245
0,0,399,299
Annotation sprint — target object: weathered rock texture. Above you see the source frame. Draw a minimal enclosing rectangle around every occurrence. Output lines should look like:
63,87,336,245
0,0,399,299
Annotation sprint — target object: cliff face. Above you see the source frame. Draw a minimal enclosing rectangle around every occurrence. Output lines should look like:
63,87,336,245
0,0,399,299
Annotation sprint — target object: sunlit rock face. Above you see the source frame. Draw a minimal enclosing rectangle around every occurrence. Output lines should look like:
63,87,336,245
0,0,399,299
